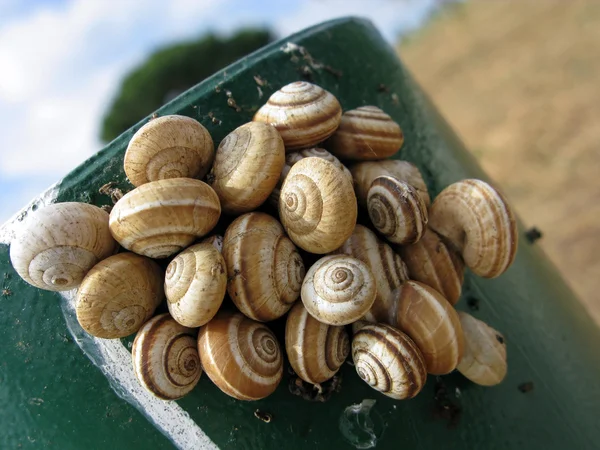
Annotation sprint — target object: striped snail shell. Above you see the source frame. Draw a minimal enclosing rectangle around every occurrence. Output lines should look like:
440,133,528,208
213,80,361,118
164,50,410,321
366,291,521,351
253,81,342,150
352,322,427,400
9,202,117,291
327,106,404,160
332,224,409,323
397,227,464,305
367,176,428,245
201,234,223,253
207,122,284,214
285,302,350,385
165,243,227,328
109,178,221,259
197,311,283,400
279,157,357,254
429,179,518,278
76,253,164,338
132,313,201,400
301,255,376,326
350,160,430,208
223,212,305,322
457,312,507,386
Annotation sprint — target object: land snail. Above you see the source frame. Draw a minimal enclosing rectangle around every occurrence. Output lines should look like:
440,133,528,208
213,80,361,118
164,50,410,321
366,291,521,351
132,313,202,400
9,202,117,291
201,234,224,253
124,115,214,187
197,311,283,400
75,252,164,339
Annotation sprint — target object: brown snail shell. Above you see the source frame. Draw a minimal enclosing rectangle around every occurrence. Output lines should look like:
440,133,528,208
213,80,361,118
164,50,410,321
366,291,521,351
327,106,403,160
367,176,428,245
285,302,350,384
352,322,427,400
253,81,342,150
9,202,117,291
197,311,283,400
132,313,201,400
279,157,357,254
124,115,214,187
76,253,164,338
165,243,227,328
350,160,430,208
301,255,376,326
223,212,305,322
109,178,221,259
429,179,518,278
207,122,285,214
397,227,464,305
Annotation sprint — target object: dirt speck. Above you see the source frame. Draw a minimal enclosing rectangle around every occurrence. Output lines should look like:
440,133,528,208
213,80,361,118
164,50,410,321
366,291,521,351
432,377,462,428
254,409,272,423
518,382,534,393
254,75,267,87
467,296,480,311
2,288,12,296
288,372,342,402
525,227,543,243
496,334,505,344
377,83,389,93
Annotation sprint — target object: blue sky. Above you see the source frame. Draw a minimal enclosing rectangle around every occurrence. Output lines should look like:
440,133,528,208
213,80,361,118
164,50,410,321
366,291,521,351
0,0,442,223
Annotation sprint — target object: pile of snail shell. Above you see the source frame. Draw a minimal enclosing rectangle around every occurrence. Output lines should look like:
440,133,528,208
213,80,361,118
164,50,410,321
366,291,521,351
9,80,515,403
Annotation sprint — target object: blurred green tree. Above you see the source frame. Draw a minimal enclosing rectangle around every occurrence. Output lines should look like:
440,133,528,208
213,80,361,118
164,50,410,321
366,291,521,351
100,29,274,143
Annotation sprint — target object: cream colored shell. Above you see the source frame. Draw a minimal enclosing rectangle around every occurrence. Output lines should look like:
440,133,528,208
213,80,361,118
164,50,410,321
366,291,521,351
328,106,404,160
197,311,283,400
124,115,214,187
285,302,350,384
457,312,507,386
223,212,305,322
253,81,342,150
201,234,223,253
301,255,376,326
132,313,201,400
429,179,518,278
279,157,357,254
109,178,221,259
207,122,284,214
76,253,164,338
165,243,227,328
352,322,427,400
9,202,117,291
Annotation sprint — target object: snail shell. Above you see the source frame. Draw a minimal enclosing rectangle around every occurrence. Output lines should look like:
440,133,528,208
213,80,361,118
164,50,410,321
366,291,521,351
109,178,221,259
165,243,227,328
327,106,403,160
397,227,464,305
386,281,464,375
279,157,357,254
367,176,428,245
350,160,430,208
253,81,342,150
76,253,164,338
197,311,283,400
285,302,350,384
223,212,305,322
301,255,376,326
207,122,284,214
429,179,518,278
352,322,427,400
457,312,507,386
124,115,214,187
201,234,223,253
333,224,409,322
132,313,201,400
9,202,117,291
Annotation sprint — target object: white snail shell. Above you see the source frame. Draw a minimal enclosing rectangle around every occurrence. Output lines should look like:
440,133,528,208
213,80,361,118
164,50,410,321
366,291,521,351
200,234,223,253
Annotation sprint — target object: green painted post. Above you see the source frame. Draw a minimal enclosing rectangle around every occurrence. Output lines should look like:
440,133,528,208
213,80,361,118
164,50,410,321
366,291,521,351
1,17,599,450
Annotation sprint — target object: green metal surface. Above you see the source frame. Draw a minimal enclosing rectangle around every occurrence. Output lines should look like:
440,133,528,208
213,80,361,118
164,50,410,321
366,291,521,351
2,17,600,450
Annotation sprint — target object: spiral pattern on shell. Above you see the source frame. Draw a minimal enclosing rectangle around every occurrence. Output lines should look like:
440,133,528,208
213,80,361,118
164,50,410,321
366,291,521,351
132,313,201,400
327,106,404,160
9,202,117,291
76,253,164,338
301,255,376,326
253,81,342,150
197,311,283,400
285,302,350,384
368,176,428,245
352,323,427,400
124,115,214,187
429,179,518,278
